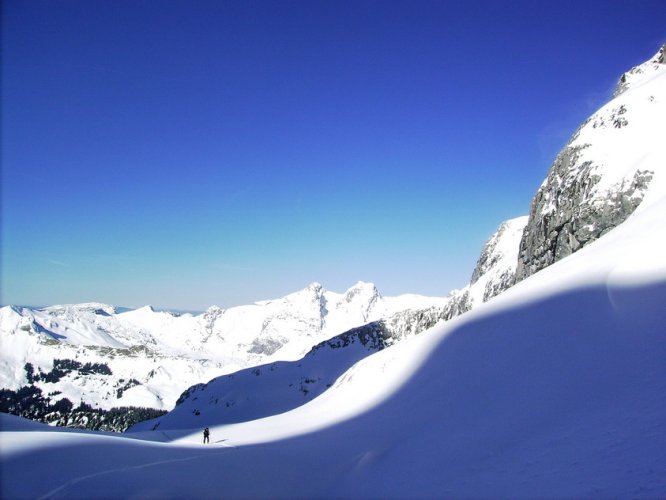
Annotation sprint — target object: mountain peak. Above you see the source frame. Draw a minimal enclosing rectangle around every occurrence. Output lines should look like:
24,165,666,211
348,281,378,291
306,282,324,293
343,281,381,304
614,43,666,97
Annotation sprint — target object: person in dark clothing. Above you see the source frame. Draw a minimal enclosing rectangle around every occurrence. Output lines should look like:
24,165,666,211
203,427,210,444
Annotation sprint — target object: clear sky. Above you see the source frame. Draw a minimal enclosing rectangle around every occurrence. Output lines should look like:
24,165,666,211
2,0,665,311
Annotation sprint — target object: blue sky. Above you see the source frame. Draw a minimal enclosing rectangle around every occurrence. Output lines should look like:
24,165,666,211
2,0,665,310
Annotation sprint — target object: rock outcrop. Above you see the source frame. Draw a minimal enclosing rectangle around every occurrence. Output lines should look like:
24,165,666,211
516,46,665,282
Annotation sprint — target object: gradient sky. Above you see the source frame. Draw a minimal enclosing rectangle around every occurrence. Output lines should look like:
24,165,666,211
2,0,665,310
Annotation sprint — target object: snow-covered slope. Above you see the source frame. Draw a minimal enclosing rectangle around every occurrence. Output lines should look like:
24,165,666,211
2,170,665,500
131,324,390,431
614,43,665,97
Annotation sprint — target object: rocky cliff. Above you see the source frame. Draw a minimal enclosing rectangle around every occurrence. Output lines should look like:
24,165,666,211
516,45,665,282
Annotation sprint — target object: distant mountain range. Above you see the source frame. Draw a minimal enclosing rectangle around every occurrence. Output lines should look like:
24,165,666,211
0,281,447,426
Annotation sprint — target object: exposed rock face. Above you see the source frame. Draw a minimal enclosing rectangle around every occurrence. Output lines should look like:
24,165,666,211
482,268,516,302
471,227,509,285
516,46,664,282
377,307,443,343
247,336,286,356
307,322,390,354
377,295,472,344
515,145,653,281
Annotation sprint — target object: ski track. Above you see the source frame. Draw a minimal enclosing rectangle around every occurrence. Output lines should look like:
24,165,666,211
38,446,236,499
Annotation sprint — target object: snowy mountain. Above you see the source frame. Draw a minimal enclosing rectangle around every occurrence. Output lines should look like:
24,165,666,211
4,44,665,434
516,44,666,281
0,282,448,426
128,214,528,430
0,214,541,431
1,214,529,429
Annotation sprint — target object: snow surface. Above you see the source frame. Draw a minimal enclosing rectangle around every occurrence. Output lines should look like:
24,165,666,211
2,190,665,499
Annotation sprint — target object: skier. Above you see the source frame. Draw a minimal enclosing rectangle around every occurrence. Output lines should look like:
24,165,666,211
203,427,210,444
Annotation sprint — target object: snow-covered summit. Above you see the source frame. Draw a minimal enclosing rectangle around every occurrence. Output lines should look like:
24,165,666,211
257,281,323,306
614,43,666,97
